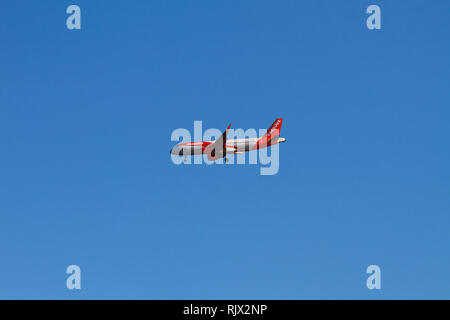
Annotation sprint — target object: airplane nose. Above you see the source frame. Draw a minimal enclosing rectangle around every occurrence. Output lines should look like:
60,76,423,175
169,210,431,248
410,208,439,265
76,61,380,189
170,147,183,155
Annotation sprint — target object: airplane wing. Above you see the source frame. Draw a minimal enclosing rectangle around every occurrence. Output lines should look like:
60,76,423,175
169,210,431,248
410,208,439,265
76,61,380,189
204,124,231,161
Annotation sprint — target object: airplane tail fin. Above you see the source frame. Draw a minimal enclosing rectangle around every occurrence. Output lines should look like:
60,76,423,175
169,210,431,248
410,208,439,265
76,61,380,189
256,118,283,148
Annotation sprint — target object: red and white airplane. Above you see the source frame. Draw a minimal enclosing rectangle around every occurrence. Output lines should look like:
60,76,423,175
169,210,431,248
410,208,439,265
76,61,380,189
170,118,286,162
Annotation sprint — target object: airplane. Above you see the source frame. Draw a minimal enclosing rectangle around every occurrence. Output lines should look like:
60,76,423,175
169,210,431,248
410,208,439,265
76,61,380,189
170,118,286,163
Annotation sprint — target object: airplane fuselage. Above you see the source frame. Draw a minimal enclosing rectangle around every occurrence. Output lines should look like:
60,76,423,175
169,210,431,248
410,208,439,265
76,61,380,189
170,137,286,156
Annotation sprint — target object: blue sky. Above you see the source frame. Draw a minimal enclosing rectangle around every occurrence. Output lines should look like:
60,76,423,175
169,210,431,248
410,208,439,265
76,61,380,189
0,0,449,299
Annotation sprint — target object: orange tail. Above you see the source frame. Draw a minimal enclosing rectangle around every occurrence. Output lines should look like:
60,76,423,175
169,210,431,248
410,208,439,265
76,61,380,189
256,118,283,149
